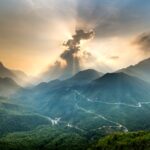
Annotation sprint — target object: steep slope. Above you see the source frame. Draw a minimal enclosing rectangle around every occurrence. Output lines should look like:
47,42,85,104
15,72,150,133
0,127,150,150
118,57,150,83
68,69,103,84
0,97,51,137
33,79,61,91
0,62,28,85
0,62,16,79
83,72,150,104
0,125,87,150
0,77,22,97
90,131,150,150
40,67,103,83
31,69,102,95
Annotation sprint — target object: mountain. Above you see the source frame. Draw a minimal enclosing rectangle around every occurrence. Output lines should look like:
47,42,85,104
0,77,22,97
0,97,51,137
0,125,87,150
32,69,102,95
0,62,16,79
118,57,150,83
33,79,61,91
90,131,150,150
0,129,150,150
2,70,150,149
67,69,103,84
16,72,150,134
40,67,103,83
83,72,150,104
0,62,28,86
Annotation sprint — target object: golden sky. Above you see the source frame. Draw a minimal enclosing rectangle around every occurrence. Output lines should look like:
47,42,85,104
0,0,150,75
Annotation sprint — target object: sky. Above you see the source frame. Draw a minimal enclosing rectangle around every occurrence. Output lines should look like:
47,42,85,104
0,0,150,76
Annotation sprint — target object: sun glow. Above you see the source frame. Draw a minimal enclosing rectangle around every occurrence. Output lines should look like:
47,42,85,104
78,36,146,73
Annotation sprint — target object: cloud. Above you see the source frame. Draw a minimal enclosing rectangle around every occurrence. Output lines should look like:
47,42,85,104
0,0,150,47
61,29,94,77
1,0,150,49
1,0,150,75
76,0,150,38
134,32,150,53
110,56,120,60
41,29,94,81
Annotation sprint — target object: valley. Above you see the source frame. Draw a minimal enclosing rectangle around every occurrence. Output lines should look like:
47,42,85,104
0,58,150,149
1,1,150,149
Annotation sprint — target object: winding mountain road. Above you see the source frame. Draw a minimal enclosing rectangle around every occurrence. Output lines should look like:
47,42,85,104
75,103,128,132
74,90,150,108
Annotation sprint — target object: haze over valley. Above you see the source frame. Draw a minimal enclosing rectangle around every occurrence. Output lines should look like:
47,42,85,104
1,0,150,150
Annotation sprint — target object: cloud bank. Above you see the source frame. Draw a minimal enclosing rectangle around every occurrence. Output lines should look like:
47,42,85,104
134,33,150,53
42,29,94,81
0,0,150,75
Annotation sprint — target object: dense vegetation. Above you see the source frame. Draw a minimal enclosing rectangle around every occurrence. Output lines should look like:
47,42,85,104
1,61,150,149
90,131,150,150
0,98,51,137
1,86,150,150
0,125,87,150
0,128,150,150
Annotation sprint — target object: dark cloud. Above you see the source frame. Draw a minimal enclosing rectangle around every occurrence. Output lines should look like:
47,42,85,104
134,32,150,53
42,29,94,80
76,0,150,38
60,29,94,77
42,61,64,81
0,0,150,50
63,30,94,50
110,56,120,60
1,0,150,76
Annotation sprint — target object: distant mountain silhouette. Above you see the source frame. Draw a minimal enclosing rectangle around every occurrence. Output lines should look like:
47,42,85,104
33,79,61,91
0,77,21,97
0,62,28,86
33,69,102,93
83,72,150,103
14,71,150,133
18,72,150,116
118,57,150,83
0,62,16,79
68,69,103,84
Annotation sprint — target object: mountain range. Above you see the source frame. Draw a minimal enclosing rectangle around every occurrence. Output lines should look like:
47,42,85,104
0,62,28,86
0,77,21,97
1,57,150,149
118,57,150,83
14,58,150,134
83,72,150,103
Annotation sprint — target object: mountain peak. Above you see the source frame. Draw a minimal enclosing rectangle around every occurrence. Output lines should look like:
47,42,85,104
102,72,128,78
118,57,150,83
96,72,128,81
0,62,4,68
71,69,103,81
135,57,150,67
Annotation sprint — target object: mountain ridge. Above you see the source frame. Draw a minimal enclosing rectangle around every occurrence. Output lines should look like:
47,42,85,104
0,77,22,97
82,72,150,104
0,62,28,86
118,57,150,83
